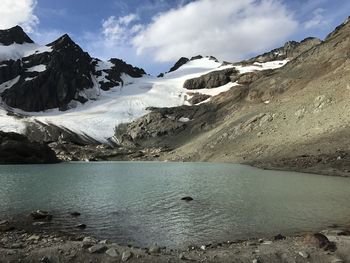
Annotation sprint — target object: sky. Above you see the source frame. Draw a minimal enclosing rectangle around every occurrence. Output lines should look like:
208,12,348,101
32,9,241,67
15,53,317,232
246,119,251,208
0,0,349,75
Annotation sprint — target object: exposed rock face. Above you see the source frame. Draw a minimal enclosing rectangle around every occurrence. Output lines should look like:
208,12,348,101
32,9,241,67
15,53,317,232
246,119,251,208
115,110,188,147
0,26,34,45
246,37,321,63
188,93,211,105
183,68,237,90
0,131,59,164
95,58,146,91
169,57,190,72
0,27,146,112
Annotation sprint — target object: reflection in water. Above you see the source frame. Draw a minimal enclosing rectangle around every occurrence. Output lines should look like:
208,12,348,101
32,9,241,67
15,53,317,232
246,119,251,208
0,162,350,248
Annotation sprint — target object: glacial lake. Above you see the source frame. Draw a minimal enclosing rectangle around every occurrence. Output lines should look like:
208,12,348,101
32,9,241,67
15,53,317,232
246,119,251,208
0,162,350,248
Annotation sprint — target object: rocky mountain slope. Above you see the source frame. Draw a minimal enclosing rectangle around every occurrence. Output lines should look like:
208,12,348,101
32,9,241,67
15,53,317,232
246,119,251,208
136,16,350,176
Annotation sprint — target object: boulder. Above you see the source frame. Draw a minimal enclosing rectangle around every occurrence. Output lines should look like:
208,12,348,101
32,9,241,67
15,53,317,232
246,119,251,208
88,244,107,254
303,233,331,249
183,68,237,90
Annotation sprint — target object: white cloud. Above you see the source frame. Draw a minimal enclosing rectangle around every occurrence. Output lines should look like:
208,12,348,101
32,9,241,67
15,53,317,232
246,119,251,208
102,14,143,45
132,0,298,62
0,0,39,33
304,8,327,29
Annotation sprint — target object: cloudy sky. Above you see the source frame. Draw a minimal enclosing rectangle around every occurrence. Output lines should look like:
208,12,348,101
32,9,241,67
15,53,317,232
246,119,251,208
0,0,349,75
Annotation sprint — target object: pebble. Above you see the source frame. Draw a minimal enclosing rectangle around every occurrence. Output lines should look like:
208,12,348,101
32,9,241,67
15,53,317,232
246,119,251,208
10,243,24,249
27,235,40,241
149,244,161,254
105,248,119,258
252,259,259,263
122,251,133,262
0,220,8,225
200,245,206,251
298,251,309,259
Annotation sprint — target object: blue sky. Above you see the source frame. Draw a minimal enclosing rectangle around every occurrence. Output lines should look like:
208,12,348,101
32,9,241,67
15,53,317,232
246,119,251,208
1,0,349,75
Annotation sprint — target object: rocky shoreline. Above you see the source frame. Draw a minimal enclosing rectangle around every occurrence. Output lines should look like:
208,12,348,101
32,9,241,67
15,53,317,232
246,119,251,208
0,212,350,262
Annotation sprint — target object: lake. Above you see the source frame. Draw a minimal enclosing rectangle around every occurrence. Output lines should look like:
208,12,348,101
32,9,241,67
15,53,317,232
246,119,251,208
0,162,349,248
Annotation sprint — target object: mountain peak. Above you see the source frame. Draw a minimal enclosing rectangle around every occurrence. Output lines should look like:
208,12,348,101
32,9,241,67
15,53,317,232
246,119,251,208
47,34,79,49
0,25,34,46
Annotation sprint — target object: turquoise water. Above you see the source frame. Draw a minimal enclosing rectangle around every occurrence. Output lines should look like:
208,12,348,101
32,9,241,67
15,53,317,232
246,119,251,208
0,162,349,248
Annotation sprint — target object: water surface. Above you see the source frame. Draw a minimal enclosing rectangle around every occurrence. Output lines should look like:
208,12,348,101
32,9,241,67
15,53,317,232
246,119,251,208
0,162,349,248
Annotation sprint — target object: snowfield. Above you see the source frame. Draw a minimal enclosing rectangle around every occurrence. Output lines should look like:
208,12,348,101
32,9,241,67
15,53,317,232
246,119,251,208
0,57,288,143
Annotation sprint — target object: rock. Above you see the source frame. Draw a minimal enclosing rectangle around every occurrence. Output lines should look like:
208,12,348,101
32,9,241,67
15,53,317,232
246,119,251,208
105,248,119,258
76,223,86,229
40,256,51,263
179,253,186,260
70,212,81,217
183,68,237,90
27,235,40,241
88,244,107,254
303,233,330,249
0,220,8,225
0,132,59,164
181,196,194,201
122,251,133,262
200,245,206,251
30,210,53,220
169,57,190,72
188,93,211,105
298,251,309,258
81,236,96,248
274,234,286,240
252,259,259,263
149,244,161,254
10,243,24,249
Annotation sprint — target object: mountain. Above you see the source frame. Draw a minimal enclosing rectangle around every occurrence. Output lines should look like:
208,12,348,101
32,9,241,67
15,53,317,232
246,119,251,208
0,27,146,112
122,16,349,176
0,17,350,175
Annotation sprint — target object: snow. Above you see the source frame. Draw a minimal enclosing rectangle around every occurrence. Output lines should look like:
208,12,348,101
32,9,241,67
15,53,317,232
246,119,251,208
0,57,289,143
27,64,47,73
235,59,289,74
0,43,52,62
0,76,20,93
25,77,36,81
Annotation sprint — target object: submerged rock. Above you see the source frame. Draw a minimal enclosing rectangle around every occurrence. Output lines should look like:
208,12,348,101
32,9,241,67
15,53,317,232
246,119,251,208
30,210,53,220
181,196,194,201
70,212,81,217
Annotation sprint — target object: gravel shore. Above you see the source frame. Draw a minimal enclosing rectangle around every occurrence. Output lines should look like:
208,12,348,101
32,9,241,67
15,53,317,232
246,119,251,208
1,216,350,263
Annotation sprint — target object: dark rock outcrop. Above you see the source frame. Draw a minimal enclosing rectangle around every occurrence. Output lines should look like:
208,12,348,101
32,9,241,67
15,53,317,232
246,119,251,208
0,131,59,164
169,57,190,72
188,93,211,105
95,58,146,91
0,27,146,112
1,34,94,111
183,68,238,90
0,25,34,45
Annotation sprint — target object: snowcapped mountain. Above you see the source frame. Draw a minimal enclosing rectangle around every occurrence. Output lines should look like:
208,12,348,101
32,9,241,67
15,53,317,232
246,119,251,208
0,25,314,144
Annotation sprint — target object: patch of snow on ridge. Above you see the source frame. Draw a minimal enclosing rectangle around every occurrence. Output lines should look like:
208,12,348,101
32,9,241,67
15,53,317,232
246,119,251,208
0,43,52,62
0,76,20,93
235,59,289,74
27,64,47,72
